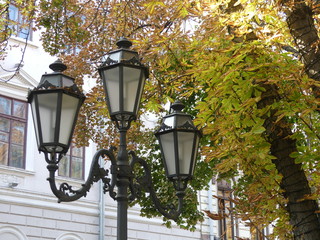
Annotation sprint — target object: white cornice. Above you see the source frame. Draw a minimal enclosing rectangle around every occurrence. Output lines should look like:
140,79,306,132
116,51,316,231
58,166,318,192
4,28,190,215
0,67,38,86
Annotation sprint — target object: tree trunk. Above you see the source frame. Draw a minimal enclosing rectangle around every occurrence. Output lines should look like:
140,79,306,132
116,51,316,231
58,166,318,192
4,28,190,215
258,84,320,239
286,1,320,98
226,1,320,238
284,2,320,238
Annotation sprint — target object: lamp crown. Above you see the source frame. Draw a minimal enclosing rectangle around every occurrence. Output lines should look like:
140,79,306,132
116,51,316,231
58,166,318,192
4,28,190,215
49,59,67,72
116,37,132,49
170,101,185,112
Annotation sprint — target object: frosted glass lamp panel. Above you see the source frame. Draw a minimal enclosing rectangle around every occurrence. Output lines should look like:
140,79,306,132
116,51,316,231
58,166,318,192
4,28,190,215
136,70,146,112
102,67,120,113
42,75,60,86
37,93,58,144
30,99,40,147
122,51,138,61
159,132,176,176
177,132,195,177
59,94,79,145
62,76,74,87
176,115,192,127
123,66,141,113
190,134,200,175
108,52,121,62
163,116,174,128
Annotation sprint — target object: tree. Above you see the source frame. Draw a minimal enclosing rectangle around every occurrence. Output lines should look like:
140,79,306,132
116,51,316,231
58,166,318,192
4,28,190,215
1,0,320,239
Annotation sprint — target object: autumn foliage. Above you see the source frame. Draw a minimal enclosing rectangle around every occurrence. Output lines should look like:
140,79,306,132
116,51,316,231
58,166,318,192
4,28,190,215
1,0,320,239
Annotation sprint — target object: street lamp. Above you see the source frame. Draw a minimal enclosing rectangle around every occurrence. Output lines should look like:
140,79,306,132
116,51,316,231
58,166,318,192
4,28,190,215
28,59,85,156
28,38,201,240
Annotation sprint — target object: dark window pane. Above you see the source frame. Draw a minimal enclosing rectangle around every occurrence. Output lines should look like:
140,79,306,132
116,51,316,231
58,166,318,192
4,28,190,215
8,4,32,41
71,157,83,179
59,155,70,177
218,187,234,240
72,146,83,158
0,132,9,142
0,142,8,165
11,121,25,145
0,117,10,132
10,144,23,168
17,26,31,40
0,97,11,115
13,101,26,118
0,95,26,169
58,143,84,179
8,5,18,22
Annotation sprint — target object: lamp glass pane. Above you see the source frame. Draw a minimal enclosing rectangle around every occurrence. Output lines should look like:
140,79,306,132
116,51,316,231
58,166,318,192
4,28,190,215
30,98,40,147
108,52,121,62
163,116,174,128
176,115,193,127
102,67,120,113
136,71,146,113
62,76,74,87
190,134,200,175
37,93,59,144
42,75,61,86
177,132,195,176
122,51,139,61
159,132,176,176
123,66,142,113
59,94,80,145
108,50,139,62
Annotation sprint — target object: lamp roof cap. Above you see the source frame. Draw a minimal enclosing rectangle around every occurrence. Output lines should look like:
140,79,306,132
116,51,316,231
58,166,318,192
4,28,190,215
116,37,132,49
171,101,185,112
49,59,67,72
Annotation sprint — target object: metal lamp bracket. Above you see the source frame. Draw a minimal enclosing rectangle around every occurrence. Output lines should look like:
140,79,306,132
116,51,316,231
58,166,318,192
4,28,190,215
46,148,184,220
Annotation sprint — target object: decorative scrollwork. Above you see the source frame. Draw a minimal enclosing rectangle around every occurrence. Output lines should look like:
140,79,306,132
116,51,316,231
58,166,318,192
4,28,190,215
46,147,117,203
46,146,185,221
103,56,144,67
59,182,79,196
158,121,196,132
128,151,184,221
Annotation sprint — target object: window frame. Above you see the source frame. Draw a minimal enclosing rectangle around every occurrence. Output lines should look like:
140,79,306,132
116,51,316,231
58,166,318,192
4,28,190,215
8,4,33,41
217,180,236,240
0,95,28,169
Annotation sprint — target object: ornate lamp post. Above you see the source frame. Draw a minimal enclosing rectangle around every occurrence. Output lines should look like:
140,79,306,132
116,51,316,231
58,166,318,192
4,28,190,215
28,38,201,240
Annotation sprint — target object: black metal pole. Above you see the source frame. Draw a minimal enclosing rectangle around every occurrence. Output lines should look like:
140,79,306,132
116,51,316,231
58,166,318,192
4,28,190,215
116,128,130,240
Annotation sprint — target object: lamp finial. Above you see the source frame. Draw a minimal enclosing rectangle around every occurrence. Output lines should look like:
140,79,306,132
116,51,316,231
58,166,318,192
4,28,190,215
49,59,67,72
171,101,185,112
116,37,132,49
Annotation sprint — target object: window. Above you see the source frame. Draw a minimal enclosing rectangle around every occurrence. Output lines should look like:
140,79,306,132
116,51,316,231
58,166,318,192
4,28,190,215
59,143,85,179
217,180,237,240
8,4,32,41
251,225,270,240
0,95,27,168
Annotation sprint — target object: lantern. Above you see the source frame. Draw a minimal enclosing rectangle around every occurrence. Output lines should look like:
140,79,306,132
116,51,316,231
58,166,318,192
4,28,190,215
155,101,201,190
98,38,149,126
28,60,85,154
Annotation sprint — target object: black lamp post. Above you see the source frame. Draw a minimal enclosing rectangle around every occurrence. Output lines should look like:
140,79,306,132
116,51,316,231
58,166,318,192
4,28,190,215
28,38,201,240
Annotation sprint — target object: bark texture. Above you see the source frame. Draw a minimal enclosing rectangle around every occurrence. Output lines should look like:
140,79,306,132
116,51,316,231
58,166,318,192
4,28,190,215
228,1,320,238
257,2,320,239
258,84,320,239
286,2,320,98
